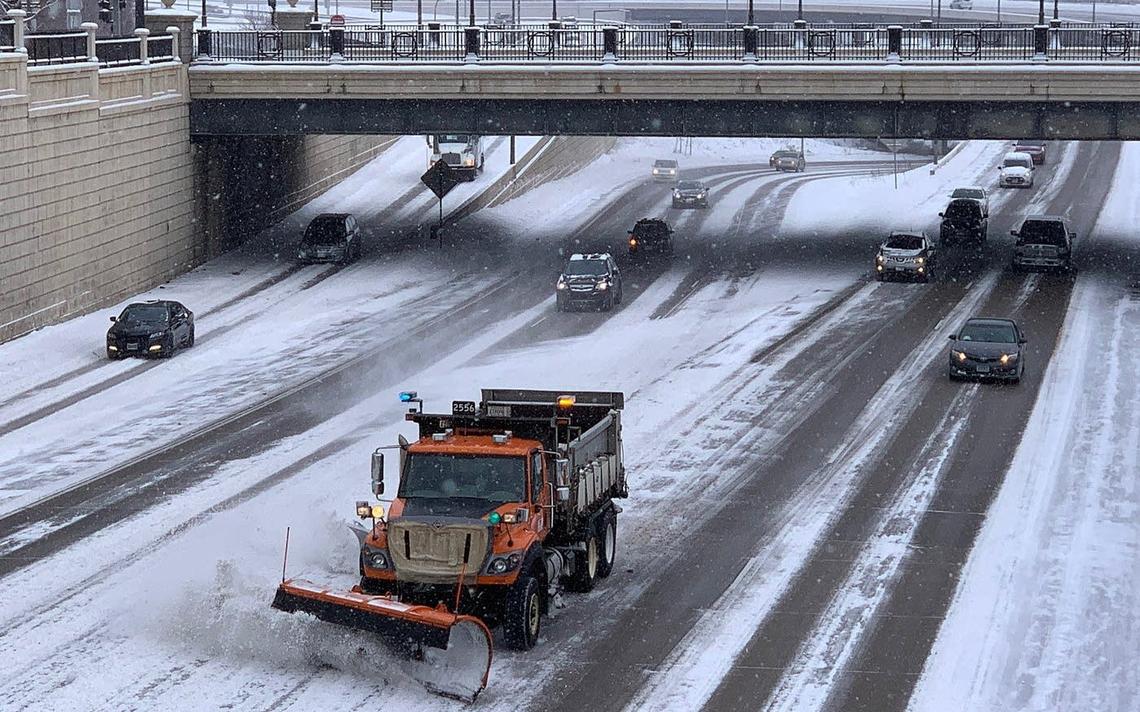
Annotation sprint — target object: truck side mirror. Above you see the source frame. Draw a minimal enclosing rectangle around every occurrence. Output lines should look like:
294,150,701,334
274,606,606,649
556,487,571,502
371,450,384,496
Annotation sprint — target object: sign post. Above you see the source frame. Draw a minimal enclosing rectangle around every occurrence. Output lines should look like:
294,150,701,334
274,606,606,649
421,160,462,248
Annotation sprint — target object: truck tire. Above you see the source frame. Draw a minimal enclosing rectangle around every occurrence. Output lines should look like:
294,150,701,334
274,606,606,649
503,573,542,650
597,514,617,579
567,534,600,592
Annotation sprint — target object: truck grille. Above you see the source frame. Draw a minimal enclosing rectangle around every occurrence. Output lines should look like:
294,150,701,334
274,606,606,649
387,519,490,584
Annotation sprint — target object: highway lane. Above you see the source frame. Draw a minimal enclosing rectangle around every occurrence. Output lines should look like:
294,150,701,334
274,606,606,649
532,141,1112,712
0,159,887,577
0,153,907,711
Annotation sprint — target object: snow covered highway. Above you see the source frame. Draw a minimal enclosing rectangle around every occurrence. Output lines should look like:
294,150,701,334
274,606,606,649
1,136,1138,712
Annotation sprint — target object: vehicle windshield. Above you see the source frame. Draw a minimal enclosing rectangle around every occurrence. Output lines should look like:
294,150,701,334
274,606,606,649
1003,156,1031,169
944,201,981,222
565,259,608,276
1018,221,1068,246
436,134,470,146
654,160,677,168
303,219,346,245
1015,140,1044,148
677,181,703,190
774,151,799,158
885,235,924,250
400,454,526,503
951,188,984,199
119,304,168,325
958,322,1018,344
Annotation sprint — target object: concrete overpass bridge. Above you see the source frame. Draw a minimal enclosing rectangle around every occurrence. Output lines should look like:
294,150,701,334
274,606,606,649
189,23,1140,139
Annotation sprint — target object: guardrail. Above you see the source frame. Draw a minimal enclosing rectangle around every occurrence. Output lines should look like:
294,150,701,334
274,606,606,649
193,24,1140,63
3,22,177,67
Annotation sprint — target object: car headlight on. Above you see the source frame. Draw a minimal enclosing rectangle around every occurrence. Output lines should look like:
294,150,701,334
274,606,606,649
876,254,885,263
916,257,925,265
1000,353,1018,365
148,344,163,352
953,350,967,362
673,191,681,198
556,278,568,291
596,280,609,291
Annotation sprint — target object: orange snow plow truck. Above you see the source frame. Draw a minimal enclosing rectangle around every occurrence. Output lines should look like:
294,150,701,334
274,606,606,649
272,388,627,701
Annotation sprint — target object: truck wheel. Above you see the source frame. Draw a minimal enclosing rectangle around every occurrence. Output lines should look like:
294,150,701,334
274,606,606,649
596,516,617,579
503,574,542,650
567,535,600,592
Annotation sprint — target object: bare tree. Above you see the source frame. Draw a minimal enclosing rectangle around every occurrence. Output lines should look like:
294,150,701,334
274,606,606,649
1,0,64,22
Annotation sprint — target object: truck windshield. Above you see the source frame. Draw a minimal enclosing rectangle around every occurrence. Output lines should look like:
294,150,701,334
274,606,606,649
436,134,470,148
400,454,526,503
1017,221,1067,247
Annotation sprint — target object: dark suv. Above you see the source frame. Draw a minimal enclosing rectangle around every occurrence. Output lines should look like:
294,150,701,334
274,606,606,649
298,213,362,264
1010,216,1074,272
770,149,806,172
939,198,988,245
628,218,674,258
107,300,195,359
948,317,1026,383
556,253,623,311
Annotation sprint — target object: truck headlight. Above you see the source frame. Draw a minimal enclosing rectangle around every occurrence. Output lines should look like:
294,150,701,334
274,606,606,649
596,280,608,291
556,278,568,290
364,547,390,569
463,157,475,166
485,552,522,575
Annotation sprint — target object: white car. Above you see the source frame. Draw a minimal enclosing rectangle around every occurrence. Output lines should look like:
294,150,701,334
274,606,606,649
950,185,989,216
949,0,973,8
999,152,1035,188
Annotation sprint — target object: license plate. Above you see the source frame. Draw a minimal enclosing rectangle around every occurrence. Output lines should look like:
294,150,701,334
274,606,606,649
126,343,139,351
977,365,991,373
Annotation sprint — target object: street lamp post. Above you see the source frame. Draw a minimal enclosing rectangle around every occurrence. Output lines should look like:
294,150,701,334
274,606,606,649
552,0,557,20
1052,0,1059,20
1038,0,1045,24
748,0,754,25
797,0,803,21
468,0,474,25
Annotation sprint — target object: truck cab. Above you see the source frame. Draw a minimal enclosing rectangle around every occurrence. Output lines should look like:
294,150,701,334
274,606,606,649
429,134,485,181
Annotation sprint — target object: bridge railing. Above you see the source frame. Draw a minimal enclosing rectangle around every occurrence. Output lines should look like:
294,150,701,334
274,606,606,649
1,18,15,53
900,27,1036,60
191,24,1140,63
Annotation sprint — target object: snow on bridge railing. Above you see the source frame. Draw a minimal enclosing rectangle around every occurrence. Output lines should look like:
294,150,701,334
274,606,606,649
192,23,1140,63
3,15,176,67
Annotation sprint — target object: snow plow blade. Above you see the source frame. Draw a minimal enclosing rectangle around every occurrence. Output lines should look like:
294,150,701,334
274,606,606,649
272,579,493,702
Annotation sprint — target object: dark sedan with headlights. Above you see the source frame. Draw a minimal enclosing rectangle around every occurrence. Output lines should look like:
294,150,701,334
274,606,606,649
947,317,1026,383
672,180,709,209
107,300,195,359
556,253,623,312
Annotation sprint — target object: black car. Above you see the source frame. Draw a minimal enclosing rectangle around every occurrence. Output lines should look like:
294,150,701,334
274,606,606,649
672,180,709,209
947,317,1026,383
939,198,988,245
628,218,674,258
556,253,623,312
107,300,195,359
1011,215,1074,272
298,213,362,264
770,150,806,172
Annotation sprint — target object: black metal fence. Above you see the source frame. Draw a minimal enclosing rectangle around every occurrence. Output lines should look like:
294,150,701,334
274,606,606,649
25,31,88,65
195,24,1140,63
1,19,15,52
